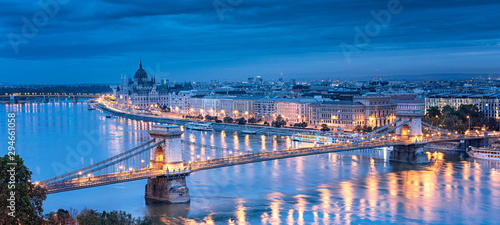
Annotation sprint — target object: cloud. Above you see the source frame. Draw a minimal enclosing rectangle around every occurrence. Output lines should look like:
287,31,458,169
1,0,500,83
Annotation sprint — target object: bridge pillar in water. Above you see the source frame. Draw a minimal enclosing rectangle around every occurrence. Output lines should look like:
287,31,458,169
390,143,429,164
395,109,424,142
145,125,189,204
9,95,16,104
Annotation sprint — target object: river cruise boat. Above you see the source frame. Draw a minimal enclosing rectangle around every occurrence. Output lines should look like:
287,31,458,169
241,129,257,134
291,133,347,145
240,126,257,134
185,122,213,131
467,146,500,160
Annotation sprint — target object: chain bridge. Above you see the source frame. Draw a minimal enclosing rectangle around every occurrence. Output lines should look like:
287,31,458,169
38,110,499,203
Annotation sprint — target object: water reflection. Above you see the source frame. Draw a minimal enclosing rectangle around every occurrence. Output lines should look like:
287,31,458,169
3,102,500,224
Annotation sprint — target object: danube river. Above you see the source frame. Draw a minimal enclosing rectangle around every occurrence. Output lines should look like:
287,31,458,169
2,101,500,224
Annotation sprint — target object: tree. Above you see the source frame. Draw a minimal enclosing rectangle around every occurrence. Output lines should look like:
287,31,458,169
456,104,481,125
196,115,203,120
236,117,247,125
248,117,257,124
223,116,233,123
0,155,47,224
159,105,170,112
320,124,330,132
75,208,100,225
263,121,269,126
442,115,467,133
75,208,153,225
272,115,287,128
426,106,441,118
361,125,372,133
354,125,362,132
293,122,307,128
205,115,218,121
441,105,456,117
45,209,77,225
486,117,500,131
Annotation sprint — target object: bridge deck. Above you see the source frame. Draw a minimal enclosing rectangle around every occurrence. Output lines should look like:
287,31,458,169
43,133,496,194
45,168,191,194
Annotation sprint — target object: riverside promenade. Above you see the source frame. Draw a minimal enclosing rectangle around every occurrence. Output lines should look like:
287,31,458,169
94,101,315,136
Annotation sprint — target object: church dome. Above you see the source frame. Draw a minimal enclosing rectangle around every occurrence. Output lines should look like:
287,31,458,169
134,60,148,80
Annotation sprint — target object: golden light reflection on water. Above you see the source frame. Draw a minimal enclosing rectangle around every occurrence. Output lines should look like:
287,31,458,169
220,131,227,148
245,135,250,151
235,199,247,224
273,135,278,151
318,188,331,224
340,181,353,217
267,193,284,225
234,134,239,150
7,102,500,224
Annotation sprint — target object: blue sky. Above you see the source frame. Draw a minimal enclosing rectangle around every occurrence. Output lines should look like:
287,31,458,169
2,0,500,84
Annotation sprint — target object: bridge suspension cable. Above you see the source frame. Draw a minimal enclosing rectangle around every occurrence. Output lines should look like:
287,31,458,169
355,119,411,143
421,122,465,137
40,139,163,190
360,118,401,139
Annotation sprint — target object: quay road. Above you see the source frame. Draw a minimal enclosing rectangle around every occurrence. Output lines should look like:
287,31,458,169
94,100,321,136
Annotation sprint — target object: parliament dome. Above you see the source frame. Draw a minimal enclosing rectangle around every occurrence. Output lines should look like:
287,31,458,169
134,60,148,80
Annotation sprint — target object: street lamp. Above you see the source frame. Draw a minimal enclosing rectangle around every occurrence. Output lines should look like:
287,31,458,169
467,115,470,132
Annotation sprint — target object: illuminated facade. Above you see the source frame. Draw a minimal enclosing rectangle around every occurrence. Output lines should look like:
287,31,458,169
275,98,318,124
308,93,398,131
116,60,168,109
426,93,500,118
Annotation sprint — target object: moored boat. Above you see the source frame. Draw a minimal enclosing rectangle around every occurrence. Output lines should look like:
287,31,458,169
241,126,257,134
467,146,500,160
185,122,213,131
291,133,347,145
241,129,257,134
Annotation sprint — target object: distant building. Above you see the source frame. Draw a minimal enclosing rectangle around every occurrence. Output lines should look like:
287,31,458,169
308,93,399,131
233,96,261,118
117,60,168,109
308,100,365,130
426,93,500,118
116,60,194,111
255,99,276,121
275,98,318,124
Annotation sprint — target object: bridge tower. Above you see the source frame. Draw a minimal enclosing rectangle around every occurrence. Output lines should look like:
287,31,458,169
392,108,428,163
145,125,189,204
395,108,424,142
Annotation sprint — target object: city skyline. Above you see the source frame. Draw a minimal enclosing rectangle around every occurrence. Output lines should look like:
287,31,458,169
2,0,500,84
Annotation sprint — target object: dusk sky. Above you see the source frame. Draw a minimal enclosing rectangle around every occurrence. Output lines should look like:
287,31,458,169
2,0,500,84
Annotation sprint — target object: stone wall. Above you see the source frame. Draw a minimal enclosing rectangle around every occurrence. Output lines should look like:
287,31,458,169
390,144,428,164
145,177,190,204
